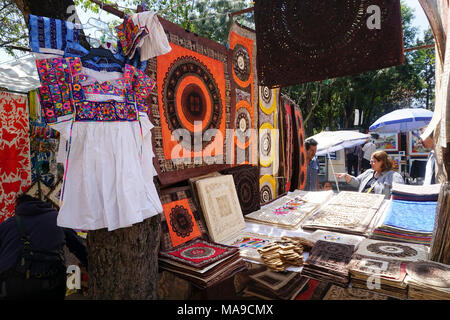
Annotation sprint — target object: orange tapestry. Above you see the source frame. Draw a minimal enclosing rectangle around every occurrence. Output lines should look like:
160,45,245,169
157,43,227,161
229,23,258,166
162,198,201,248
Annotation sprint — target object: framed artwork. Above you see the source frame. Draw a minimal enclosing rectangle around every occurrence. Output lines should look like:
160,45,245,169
391,155,401,172
46,179,62,207
25,180,51,200
408,130,430,156
373,132,398,151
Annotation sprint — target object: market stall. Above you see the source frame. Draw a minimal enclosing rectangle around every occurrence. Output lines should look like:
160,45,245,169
0,0,449,302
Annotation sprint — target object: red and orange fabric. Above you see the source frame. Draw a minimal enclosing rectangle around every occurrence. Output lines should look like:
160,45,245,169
157,43,227,160
162,198,201,248
0,92,31,223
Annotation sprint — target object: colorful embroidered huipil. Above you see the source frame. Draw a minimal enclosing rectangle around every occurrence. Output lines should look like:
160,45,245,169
36,56,162,231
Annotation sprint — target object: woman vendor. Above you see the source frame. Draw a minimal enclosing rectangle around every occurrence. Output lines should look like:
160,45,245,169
335,150,404,199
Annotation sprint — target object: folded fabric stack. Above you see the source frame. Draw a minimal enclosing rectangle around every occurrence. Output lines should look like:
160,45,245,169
348,238,429,299
158,238,247,289
245,190,333,229
302,191,385,236
257,238,305,271
405,260,450,300
371,183,440,246
301,240,355,287
243,269,309,300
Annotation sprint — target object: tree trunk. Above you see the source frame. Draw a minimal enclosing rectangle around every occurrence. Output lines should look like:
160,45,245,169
19,0,161,300
87,215,161,300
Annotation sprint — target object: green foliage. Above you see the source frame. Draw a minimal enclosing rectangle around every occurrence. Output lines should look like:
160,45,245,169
0,0,28,57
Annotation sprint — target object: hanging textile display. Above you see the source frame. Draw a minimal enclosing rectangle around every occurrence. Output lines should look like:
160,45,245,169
228,22,258,165
291,104,307,191
253,0,405,87
34,55,163,231
0,91,31,223
278,95,294,194
258,86,279,204
28,14,81,55
147,18,233,186
221,164,260,215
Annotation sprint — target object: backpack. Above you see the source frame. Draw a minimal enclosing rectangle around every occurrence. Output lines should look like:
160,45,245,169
0,215,66,299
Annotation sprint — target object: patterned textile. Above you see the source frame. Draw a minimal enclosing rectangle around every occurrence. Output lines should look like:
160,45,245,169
354,239,429,262
0,92,31,223
291,104,307,191
64,41,148,73
323,284,388,300
221,164,260,215
228,22,258,165
244,270,309,300
245,192,321,229
372,199,437,245
35,58,154,123
116,14,146,58
253,0,405,87
159,186,210,251
278,96,294,193
28,14,80,55
147,17,232,186
302,191,384,236
29,120,61,188
116,12,171,61
301,240,355,286
194,175,246,242
159,238,239,268
259,86,280,204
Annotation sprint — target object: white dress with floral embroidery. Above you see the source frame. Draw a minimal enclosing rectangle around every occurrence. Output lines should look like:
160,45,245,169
39,60,162,231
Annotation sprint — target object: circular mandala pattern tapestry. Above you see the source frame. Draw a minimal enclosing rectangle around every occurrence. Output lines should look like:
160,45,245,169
278,0,366,59
180,246,217,260
259,86,276,115
235,105,252,146
232,44,251,85
259,123,274,167
260,175,276,204
169,205,194,238
366,242,418,258
162,56,223,150
236,175,258,213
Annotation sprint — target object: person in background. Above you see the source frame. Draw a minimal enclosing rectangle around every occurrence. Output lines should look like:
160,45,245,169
335,150,404,199
361,137,377,171
321,181,333,191
0,194,88,300
420,130,436,185
346,145,362,176
304,138,319,191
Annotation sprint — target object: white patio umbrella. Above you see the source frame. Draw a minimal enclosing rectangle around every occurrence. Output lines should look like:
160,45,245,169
308,130,371,191
369,108,433,133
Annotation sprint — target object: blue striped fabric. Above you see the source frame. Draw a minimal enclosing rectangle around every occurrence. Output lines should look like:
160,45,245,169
28,14,80,55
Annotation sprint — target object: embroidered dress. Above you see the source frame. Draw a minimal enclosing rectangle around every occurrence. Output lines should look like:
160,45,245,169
36,56,162,231
116,11,171,61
